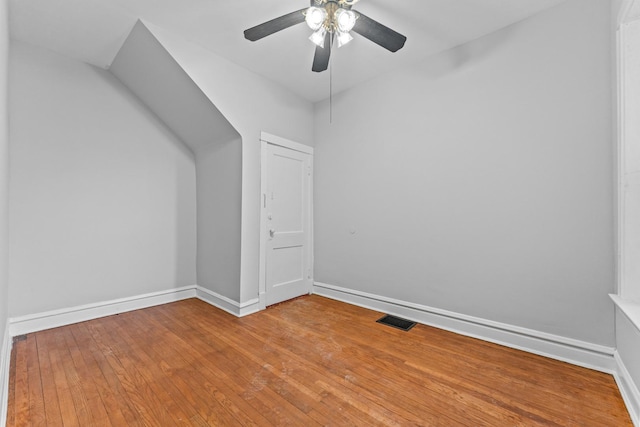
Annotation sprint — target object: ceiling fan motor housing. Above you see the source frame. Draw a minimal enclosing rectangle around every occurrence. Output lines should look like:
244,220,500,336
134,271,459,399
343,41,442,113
314,0,359,7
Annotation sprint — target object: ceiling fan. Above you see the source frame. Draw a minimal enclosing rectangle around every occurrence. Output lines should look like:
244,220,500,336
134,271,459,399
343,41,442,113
244,0,407,73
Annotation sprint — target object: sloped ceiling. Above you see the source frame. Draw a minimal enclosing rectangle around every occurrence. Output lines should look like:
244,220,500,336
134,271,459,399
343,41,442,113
109,20,240,155
10,0,568,102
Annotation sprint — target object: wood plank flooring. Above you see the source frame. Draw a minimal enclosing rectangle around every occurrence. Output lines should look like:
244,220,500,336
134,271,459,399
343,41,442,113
6,295,633,426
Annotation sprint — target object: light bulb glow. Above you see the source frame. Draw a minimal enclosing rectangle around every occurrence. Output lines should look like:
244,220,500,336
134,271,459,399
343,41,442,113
335,8,357,32
305,7,327,31
309,27,327,48
336,30,353,47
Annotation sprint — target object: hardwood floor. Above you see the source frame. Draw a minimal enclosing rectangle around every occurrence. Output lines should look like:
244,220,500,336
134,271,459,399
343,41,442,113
6,295,633,426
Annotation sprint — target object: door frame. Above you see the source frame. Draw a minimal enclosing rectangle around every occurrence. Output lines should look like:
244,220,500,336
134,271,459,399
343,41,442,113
258,132,314,310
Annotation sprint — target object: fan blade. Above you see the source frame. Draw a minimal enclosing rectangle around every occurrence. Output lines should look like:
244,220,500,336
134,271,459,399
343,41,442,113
352,11,406,52
312,33,332,72
244,9,307,41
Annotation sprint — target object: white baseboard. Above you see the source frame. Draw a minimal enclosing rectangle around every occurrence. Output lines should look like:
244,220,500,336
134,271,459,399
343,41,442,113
196,286,260,317
3,281,627,422
9,285,198,336
0,284,261,424
313,281,617,374
1,322,11,427
615,352,640,426
6,284,264,339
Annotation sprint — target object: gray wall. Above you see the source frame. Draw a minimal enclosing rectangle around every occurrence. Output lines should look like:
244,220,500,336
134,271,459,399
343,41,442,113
196,139,243,301
147,23,315,303
8,42,197,316
109,22,243,302
314,0,615,346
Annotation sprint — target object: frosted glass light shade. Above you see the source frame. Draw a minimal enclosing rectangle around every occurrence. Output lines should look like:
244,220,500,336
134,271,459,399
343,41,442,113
336,30,353,47
305,7,327,31
335,8,357,32
309,27,327,47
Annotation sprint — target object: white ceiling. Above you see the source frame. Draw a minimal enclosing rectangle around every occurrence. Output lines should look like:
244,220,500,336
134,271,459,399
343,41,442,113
9,0,568,102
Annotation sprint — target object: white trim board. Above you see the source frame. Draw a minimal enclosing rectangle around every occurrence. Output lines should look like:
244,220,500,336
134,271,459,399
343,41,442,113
612,294,640,332
0,284,258,424
615,351,640,426
196,286,260,317
260,131,314,155
619,0,640,27
0,282,634,424
0,323,11,427
9,285,198,336
8,285,259,337
7,285,261,340
313,282,617,374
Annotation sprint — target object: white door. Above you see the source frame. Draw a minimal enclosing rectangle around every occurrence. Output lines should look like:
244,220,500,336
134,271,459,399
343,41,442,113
264,142,312,306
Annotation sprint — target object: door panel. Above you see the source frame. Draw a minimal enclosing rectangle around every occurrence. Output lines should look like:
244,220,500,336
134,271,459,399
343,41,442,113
270,245,304,286
265,144,312,306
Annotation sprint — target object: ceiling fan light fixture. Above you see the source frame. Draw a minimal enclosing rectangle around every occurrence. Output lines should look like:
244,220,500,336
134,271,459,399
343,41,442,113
309,27,327,48
244,0,407,73
336,30,353,47
305,6,327,31
335,8,357,32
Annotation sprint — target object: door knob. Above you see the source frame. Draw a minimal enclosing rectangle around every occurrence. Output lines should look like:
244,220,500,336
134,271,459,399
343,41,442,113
269,228,276,238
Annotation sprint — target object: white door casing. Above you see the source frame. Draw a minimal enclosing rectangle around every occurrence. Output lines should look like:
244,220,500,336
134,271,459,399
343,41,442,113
259,133,313,307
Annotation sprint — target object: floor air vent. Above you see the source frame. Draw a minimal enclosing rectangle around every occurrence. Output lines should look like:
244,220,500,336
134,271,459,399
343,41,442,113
376,314,416,331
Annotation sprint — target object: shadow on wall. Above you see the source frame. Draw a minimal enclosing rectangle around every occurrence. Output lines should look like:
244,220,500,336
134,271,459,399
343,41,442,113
8,40,200,315
363,0,516,78
94,65,198,288
413,25,515,80
195,138,242,301
108,20,243,302
93,65,196,161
